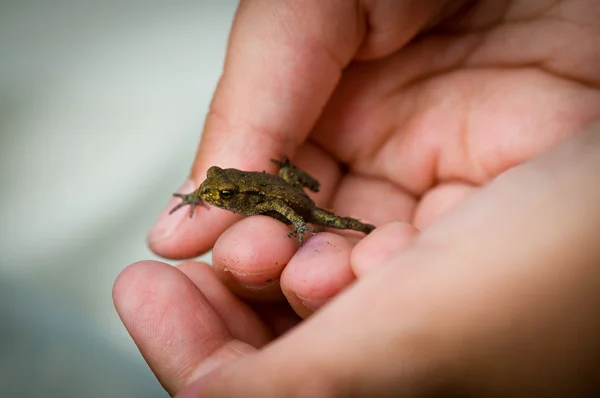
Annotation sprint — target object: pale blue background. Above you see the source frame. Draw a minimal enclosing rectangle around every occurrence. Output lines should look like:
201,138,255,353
0,1,237,396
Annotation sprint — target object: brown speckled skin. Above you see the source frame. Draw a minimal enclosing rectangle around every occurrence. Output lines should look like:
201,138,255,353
170,157,375,245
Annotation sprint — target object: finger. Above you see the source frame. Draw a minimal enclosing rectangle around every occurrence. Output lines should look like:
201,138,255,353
248,302,302,337
351,221,419,277
316,173,417,246
147,0,367,258
412,182,476,229
177,122,600,396
176,261,272,347
212,216,297,302
330,173,417,226
280,232,355,318
211,212,357,309
113,261,262,394
180,261,303,339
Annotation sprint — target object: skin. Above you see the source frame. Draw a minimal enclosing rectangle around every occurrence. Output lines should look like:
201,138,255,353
169,158,375,246
113,0,600,396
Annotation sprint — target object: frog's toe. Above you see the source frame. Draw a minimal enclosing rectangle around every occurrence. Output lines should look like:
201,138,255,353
287,224,315,246
169,198,189,215
169,193,206,217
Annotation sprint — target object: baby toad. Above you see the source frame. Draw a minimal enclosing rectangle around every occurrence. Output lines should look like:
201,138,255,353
170,157,375,245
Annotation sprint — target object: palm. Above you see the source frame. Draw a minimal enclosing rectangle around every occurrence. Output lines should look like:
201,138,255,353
214,7,600,335
306,1,599,229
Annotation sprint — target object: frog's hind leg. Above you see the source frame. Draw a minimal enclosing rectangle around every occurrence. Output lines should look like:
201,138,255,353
310,207,376,235
271,156,320,192
255,199,315,246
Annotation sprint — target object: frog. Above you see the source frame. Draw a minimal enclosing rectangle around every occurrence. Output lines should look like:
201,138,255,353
169,157,375,246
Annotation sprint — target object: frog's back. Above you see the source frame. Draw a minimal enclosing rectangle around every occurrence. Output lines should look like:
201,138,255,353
230,169,314,208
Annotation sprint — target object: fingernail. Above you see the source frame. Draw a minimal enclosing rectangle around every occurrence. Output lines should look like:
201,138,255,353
238,279,279,291
226,267,281,290
148,179,197,243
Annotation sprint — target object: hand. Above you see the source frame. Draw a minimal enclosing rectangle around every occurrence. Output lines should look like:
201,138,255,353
114,0,600,396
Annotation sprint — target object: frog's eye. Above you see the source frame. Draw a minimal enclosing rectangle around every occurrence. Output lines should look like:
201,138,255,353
220,190,233,198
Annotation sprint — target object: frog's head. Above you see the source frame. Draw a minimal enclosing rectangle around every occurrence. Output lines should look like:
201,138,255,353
198,166,240,209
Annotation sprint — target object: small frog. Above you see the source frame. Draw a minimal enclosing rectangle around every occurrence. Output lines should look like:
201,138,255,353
170,157,375,246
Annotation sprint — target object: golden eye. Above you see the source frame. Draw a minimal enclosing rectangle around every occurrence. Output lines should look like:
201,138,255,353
220,190,232,198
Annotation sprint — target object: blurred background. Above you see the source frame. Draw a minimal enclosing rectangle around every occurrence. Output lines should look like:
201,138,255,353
0,1,237,396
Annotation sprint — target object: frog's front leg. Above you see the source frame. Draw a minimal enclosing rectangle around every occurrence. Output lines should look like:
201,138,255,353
254,200,315,246
169,192,209,218
309,207,376,235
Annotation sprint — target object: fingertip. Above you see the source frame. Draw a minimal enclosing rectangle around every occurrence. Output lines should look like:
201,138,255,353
351,221,419,277
281,232,355,318
147,179,198,244
212,216,297,302
150,206,241,259
176,261,273,348
112,260,173,314
113,260,232,395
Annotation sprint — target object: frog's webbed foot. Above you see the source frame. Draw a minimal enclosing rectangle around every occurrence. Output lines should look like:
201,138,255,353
288,222,316,246
170,192,208,218
271,156,320,193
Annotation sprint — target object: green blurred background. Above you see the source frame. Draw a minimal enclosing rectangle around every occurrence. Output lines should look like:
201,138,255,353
0,1,236,396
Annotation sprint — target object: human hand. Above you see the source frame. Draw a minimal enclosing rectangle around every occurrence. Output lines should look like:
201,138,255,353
143,0,599,302
115,125,600,396
114,0,600,396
